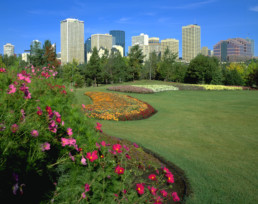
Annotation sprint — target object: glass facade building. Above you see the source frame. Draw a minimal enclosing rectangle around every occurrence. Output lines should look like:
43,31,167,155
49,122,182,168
109,30,125,56
84,37,91,62
214,38,252,62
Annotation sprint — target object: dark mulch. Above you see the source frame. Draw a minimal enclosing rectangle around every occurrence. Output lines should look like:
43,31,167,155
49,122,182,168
100,133,192,204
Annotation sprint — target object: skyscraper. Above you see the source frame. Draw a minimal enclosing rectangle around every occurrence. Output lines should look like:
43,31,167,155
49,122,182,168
182,24,201,62
148,37,161,56
84,37,91,62
161,39,179,58
4,43,15,57
91,34,113,51
61,18,84,64
109,30,125,56
132,33,149,46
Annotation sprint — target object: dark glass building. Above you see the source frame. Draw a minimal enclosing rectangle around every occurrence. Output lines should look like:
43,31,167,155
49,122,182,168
84,37,91,62
109,30,125,56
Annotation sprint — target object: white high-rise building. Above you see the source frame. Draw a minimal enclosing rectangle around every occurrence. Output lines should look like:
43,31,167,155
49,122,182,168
182,24,201,62
4,43,15,57
61,18,84,64
132,33,149,46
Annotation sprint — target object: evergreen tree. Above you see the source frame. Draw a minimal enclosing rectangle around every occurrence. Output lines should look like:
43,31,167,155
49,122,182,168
128,45,145,81
43,40,59,68
87,47,101,86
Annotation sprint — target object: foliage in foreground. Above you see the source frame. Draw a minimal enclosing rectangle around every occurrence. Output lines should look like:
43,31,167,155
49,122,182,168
0,65,181,203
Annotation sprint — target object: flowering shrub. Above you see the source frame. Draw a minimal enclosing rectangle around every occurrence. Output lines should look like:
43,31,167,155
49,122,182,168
108,85,154,94
132,85,179,92
83,92,156,121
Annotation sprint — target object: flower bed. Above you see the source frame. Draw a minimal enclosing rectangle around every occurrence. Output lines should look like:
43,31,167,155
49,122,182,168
132,85,179,92
83,92,156,121
107,85,154,94
195,84,243,90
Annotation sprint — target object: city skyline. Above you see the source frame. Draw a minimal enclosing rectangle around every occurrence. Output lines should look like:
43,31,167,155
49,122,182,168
0,0,258,57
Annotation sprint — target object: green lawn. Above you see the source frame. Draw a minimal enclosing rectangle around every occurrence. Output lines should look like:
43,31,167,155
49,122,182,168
74,82,258,204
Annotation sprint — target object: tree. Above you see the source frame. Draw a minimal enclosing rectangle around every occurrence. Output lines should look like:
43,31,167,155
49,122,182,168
157,48,177,81
128,45,145,81
29,41,44,67
87,47,101,86
43,40,59,68
142,51,160,80
0,55,6,68
184,54,222,84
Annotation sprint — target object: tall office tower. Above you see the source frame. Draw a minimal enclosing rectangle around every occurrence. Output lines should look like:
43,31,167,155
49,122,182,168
84,37,91,62
246,38,255,57
109,30,125,56
148,37,161,56
61,18,84,64
132,33,149,46
201,46,209,56
161,39,179,58
30,40,42,56
182,24,201,62
4,43,15,57
214,38,252,62
111,45,124,57
91,34,113,52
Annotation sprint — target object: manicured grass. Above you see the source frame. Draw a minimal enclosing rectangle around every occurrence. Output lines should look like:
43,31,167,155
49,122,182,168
74,82,258,204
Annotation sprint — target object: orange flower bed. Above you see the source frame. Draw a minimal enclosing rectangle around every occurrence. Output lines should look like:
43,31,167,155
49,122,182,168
84,92,156,121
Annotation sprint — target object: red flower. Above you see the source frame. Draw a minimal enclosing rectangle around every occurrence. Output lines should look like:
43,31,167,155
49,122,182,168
46,106,52,115
171,192,180,202
153,196,163,204
162,167,171,174
84,183,90,192
125,154,131,159
136,183,144,195
115,166,125,175
160,190,168,197
112,144,122,153
86,150,98,162
166,173,174,184
147,186,157,195
56,117,61,123
148,174,156,181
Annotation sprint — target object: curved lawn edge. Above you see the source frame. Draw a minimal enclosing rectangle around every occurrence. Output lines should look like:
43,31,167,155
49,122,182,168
100,133,192,203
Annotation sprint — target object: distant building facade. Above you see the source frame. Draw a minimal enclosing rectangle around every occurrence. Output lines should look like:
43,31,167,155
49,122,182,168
111,45,124,57
91,34,113,52
61,18,84,64
4,43,15,57
109,30,125,56
84,37,91,62
246,38,255,57
161,38,179,58
213,38,252,62
22,53,30,62
132,33,149,46
201,46,209,56
182,24,201,62
148,37,161,56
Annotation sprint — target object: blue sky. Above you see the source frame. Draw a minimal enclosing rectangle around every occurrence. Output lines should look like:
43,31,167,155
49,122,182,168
1,0,258,57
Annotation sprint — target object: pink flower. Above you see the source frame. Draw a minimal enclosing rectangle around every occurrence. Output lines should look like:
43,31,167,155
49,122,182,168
172,192,180,202
81,157,87,165
84,183,90,192
100,141,106,147
56,117,61,123
82,192,86,199
61,138,77,148
61,121,65,126
69,152,75,161
136,183,145,195
17,73,25,81
123,145,130,151
147,186,158,195
112,144,122,153
41,142,51,151
37,107,43,116
67,128,73,136
82,104,86,109
148,174,157,181
166,173,174,184
96,142,100,149
115,166,125,175
11,124,18,133
31,130,39,137
153,196,163,204
54,111,61,118
125,154,131,159
7,84,16,94
133,143,139,148
162,167,171,174
86,150,98,162
0,68,6,73
160,190,168,197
